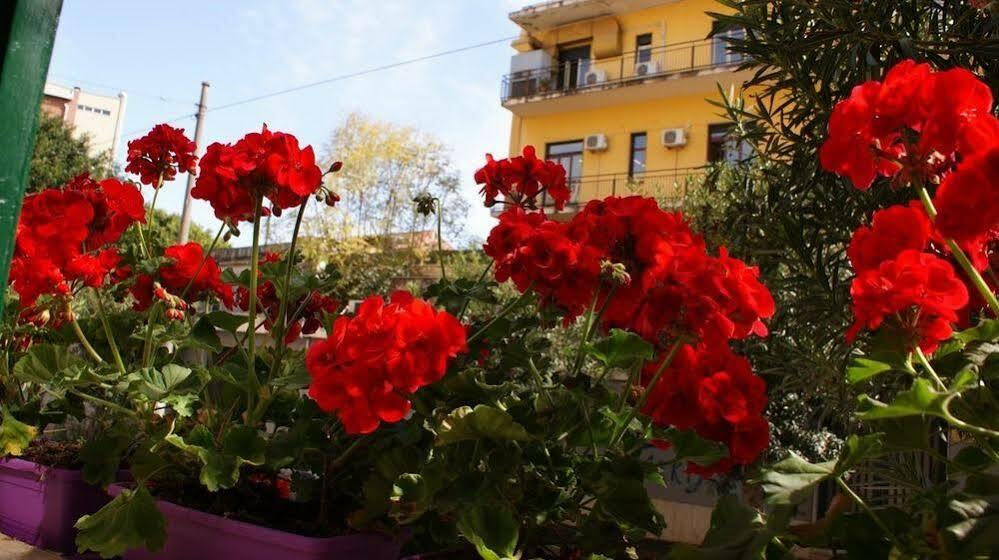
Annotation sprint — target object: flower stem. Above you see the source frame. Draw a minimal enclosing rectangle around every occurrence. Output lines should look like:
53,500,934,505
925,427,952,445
435,198,447,282
68,308,106,364
141,302,161,368
913,347,947,391
245,198,264,412
467,286,534,344
459,260,494,320
91,290,126,374
835,476,904,551
608,338,685,449
67,388,137,418
267,199,309,374
916,185,999,315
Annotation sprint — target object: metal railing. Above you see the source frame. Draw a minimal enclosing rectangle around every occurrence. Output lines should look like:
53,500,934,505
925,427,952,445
491,168,706,215
501,39,743,102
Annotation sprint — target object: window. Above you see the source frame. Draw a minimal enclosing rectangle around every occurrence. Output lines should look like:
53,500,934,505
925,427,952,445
707,124,751,163
712,23,746,65
545,140,584,206
629,133,647,176
557,44,591,90
635,33,653,64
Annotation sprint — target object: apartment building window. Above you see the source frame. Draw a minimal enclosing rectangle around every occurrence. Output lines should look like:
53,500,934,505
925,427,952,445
629,132,647,176
546,140,584,205
635,33,653,64
557,44,591,90
707,124,751,163
711,22,746,65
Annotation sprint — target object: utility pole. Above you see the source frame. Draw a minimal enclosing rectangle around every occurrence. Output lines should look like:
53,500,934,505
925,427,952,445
178,81,210,244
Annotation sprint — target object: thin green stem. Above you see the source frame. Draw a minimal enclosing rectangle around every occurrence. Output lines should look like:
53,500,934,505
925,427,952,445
91,290,125,374
608,338,685,449
459,261,494,319
245,198,265,412
617,362,642,412
913,347,947,391
435,198,447,282
69,312,106,364
330,435,368,470
141,302,161,368
569,285,617,379
917,185,999,315
67,388,137,418
146,180,162,233
467,287,534,344
264,199,309,387
835,476,905,551
527,357,554,408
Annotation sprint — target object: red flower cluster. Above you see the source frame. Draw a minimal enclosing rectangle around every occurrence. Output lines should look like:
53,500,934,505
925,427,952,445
820,60,993,190
235,279,340,345
192,125,322,223
485,196,775,347
131,242,233,319
475,146,571,211
10,174,143,307
642,343,769,476
847,250,968,353
306,292,467,434
125,124,198,186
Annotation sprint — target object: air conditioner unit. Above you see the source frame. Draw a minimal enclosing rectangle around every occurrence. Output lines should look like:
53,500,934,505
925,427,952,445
582,69,607,86
661,128,687,148
634,60,662,76
585,133,608,152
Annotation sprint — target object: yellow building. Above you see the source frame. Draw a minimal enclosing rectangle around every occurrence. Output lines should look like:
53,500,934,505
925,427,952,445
502,0,751,213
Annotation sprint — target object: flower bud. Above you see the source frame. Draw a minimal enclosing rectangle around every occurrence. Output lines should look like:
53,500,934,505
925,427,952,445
600,260,631,287
413,193,436,216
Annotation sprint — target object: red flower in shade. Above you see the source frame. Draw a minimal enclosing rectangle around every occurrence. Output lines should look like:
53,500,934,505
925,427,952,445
848,202,933,273
306,292,467,434
66,175,146,249
934,145,999,246
130,243,233,313
235,280,339,344
641,343,770,476
475,146,571,211
192,125,322,223
820,60,994,190
847,250,969,353
125,124,198,186
66,249,122,288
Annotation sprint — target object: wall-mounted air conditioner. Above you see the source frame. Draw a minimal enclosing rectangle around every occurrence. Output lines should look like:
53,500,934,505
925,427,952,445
585,133,608,151
582,69,607,86
661,128,687,148
634,60,662,76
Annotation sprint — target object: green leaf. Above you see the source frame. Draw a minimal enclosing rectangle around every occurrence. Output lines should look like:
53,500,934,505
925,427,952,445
585,329,655,370
456,503,520,560
0,408,36,456
435,405,531,446
200,311,248,337
161,393,199,417
858,379,952,421
75,486,166,557
753,454,835,507
953,446,992,472
954,319,999,344
188,316,223,353
131,365,193,401
846,357,893,384
13,343,83,385
166,425,265,491
667,495,773,560
80,425,131,486
591,468,665,534
663,428,729,466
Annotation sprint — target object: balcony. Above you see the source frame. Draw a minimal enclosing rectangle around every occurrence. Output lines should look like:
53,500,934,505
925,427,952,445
490,167,706,217
501,39,747,116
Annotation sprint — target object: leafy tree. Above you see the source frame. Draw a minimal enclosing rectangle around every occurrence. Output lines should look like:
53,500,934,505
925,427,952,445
681,1,999,461
28,113,110,193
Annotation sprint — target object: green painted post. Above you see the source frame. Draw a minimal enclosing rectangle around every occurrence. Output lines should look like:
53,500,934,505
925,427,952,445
0,0,63,317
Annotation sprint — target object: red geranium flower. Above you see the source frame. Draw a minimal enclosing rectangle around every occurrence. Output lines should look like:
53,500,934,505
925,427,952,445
306,292,467,434
848,202,933,273
847,249,969,353
192,125,323,223
125,124,198,186
475,146,571,210
131,242,233,312
934,145,999,246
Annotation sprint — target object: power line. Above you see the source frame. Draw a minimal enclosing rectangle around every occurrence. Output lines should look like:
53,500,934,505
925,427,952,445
208,35,516,114
47,74,196,106
91,35,515,148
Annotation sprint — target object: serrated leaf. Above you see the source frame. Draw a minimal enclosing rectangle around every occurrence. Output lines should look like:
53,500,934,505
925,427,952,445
435,405,531,446
753,453,835,507
846,357,893,384
0,408,36,456
13,343,84,385
188,316,223,352
80,425,131,486
75,486,166,557
161,393,199,417
166,425,265,491
457,503,519,560
663,428,730,465
858,378,952,421
200,311,248,337
585,329,654,370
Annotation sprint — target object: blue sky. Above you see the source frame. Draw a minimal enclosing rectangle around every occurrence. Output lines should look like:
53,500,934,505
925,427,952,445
47,0,527,245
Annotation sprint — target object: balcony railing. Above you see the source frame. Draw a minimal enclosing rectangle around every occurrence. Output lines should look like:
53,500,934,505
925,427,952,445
501,39,743,102
491,168,706,216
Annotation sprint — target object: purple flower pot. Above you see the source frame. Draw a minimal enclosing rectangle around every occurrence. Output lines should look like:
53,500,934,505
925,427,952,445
108,484,404,560
0,458,112,553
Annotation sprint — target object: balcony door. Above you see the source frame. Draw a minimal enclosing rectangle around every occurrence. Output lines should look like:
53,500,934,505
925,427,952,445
546,140,584,206
557,44,591,91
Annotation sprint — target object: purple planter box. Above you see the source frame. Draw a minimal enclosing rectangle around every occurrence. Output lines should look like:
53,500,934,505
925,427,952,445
0,458,111,553
108,484,403,560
